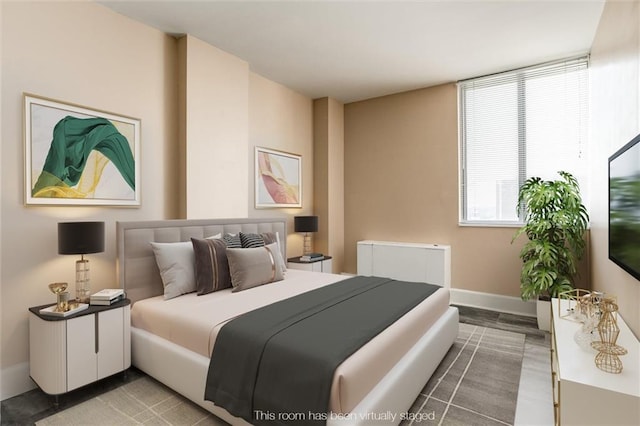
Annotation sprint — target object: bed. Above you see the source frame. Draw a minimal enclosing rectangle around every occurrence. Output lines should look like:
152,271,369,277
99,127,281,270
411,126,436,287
117,218,458,425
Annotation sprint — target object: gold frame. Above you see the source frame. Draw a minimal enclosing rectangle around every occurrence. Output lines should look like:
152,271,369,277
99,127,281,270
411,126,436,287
254,146,302,208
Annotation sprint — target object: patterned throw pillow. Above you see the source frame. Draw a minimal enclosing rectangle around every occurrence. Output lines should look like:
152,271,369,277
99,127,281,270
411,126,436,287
191,237,232,295
222,233,242,248
240,232,265,248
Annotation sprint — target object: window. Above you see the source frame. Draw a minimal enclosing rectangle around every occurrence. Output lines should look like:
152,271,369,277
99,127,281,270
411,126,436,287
459,57,589,225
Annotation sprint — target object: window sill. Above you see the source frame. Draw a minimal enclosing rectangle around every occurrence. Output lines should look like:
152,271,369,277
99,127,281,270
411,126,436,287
458,221,523,228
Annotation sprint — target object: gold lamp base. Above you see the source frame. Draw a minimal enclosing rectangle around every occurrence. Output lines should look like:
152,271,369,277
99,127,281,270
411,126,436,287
303,232,313,256
75,257,91,303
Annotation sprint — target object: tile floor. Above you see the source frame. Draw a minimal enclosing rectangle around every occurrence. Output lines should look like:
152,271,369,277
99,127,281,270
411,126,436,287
456,305,553,426
1,305,553,426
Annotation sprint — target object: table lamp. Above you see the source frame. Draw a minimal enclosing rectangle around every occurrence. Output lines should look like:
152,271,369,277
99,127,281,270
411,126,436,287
58,221,105,303
294,215,318,256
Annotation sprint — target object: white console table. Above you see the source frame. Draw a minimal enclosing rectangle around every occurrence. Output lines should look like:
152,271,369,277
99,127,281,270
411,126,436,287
551,298,639,425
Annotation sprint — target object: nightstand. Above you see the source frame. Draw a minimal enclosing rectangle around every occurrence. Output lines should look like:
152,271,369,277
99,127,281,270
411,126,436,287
287,256,333,273
29,299,131,400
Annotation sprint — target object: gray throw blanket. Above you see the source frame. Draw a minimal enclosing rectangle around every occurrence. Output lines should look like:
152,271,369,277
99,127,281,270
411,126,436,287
204,275,440,425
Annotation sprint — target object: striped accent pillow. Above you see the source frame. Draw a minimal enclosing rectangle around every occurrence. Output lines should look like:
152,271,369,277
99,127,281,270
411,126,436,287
240,232,265,248
261,232,286,271
191,237,232,295
227,243,285,292
222,233,242,248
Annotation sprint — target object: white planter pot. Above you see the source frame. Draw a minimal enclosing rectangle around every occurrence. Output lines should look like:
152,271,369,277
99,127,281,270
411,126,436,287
536,298,551,331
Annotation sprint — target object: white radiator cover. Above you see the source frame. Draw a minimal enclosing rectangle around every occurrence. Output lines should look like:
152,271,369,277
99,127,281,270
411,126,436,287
357,240,451,288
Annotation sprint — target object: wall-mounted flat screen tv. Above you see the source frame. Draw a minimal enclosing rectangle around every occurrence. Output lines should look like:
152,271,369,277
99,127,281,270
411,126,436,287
609,133,640,281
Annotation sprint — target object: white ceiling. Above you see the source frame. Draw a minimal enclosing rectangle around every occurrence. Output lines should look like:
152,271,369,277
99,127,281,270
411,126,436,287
99,0,605,103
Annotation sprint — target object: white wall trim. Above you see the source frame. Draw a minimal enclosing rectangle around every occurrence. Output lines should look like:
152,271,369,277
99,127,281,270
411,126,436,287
450,288,536,318
1,362,35,401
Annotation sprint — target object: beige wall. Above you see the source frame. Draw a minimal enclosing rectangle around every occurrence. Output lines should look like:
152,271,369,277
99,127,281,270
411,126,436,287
344,84,534,297
0,1,316,400
590,0,640,337
180,35,250,219
177,38,316,243
0,1,178,398
248,72,315,256
313,98,345,272
0,0,3,408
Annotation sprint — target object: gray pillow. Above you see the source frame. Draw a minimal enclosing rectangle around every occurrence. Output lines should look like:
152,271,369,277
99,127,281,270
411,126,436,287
150,241,196,300
260,232,277,245
226,243,285,292
191,237,232,295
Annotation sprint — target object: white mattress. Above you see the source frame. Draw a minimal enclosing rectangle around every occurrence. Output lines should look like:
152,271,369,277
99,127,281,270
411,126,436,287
131,269,450,413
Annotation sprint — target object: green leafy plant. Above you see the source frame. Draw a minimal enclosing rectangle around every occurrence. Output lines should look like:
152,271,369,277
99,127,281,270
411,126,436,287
512,171,589,301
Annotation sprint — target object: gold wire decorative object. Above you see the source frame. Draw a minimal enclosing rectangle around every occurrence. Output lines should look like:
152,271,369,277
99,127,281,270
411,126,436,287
591,297,627,374
558,288,592,321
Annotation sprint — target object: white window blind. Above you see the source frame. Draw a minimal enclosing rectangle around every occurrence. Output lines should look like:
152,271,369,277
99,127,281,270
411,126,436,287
459,57,589,224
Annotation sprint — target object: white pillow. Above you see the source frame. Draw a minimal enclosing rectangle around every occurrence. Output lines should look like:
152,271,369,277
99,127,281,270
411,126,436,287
275,231,286,271
150,241,196,300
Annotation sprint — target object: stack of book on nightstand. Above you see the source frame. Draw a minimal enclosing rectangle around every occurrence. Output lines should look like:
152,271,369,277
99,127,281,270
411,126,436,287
300,252,324,262
90,288,125,306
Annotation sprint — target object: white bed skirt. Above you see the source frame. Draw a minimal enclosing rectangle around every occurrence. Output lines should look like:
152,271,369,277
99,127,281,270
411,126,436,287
131,306,459,426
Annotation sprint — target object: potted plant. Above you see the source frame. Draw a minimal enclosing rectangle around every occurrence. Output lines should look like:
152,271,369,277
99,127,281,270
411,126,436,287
512,171,589,331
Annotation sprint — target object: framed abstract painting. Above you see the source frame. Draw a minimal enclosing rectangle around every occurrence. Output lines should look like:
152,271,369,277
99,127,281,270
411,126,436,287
24,94,141,206
255,147,302,208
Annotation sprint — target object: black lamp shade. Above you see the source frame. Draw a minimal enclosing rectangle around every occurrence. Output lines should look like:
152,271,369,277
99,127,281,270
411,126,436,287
294,216,318,233
58,222,105,255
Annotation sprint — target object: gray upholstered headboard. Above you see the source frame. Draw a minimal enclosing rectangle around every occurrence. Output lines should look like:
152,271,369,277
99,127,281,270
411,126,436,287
116,218,287,304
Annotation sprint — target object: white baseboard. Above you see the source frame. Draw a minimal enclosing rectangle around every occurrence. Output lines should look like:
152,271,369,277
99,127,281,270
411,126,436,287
1,362,35,401
450,288,536,318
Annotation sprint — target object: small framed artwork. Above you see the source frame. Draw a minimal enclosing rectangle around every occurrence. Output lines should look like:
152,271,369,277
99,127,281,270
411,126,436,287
255,147,302,208
24,94,141,206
